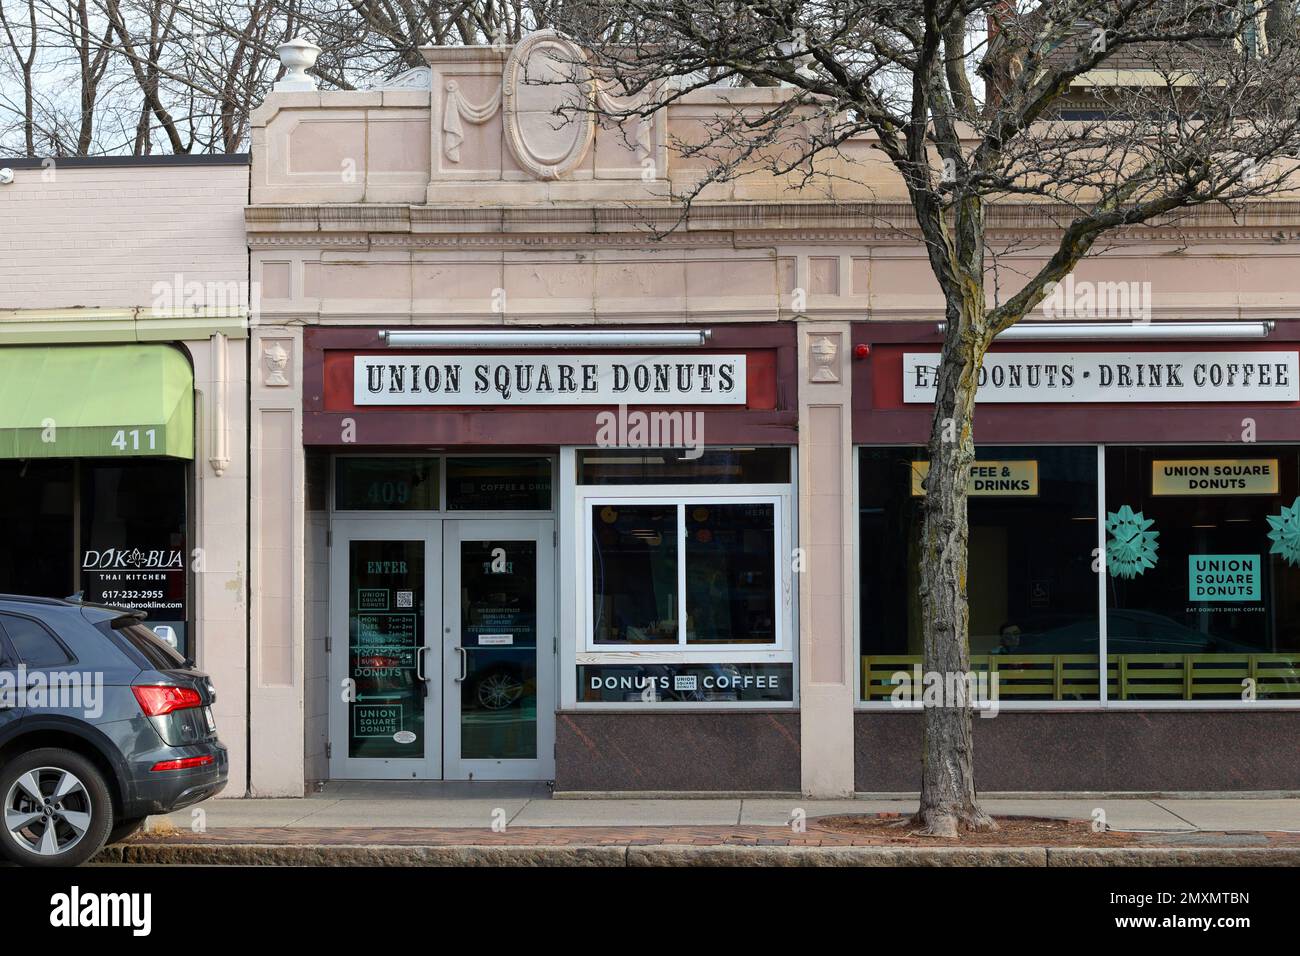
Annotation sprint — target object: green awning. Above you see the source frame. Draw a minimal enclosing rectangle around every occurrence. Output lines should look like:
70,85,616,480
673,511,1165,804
0,345,194,460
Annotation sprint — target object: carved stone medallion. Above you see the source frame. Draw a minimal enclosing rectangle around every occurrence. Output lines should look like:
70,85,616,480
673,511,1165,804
502,30,595,180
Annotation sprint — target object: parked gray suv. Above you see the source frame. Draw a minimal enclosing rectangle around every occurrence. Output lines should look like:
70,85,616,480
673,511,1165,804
0,595,227,866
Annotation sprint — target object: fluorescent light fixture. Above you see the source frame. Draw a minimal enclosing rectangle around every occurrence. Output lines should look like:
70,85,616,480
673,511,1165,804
381,329,710,348
934,321,1276,341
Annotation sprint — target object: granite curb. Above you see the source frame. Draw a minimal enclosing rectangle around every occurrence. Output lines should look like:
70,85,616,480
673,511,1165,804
93,843,1300,867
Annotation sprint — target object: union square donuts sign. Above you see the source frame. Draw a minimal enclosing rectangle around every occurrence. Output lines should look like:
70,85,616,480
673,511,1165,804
354,354,747,406
903,351,1300,403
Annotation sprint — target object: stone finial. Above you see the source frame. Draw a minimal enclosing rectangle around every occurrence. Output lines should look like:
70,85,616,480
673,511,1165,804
274,37,322,92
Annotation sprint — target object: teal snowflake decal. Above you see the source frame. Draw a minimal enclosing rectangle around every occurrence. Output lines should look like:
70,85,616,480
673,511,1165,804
1106,505,1159,579
1266,496,1300,567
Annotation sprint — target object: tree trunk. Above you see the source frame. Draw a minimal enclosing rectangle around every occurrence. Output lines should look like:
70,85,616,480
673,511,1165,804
914,296,997,837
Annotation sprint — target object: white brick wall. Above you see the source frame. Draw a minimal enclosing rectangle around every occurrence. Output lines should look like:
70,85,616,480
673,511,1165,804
0,162,249,310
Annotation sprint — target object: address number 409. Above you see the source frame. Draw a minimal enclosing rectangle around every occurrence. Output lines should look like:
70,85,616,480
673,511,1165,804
110,428,157,452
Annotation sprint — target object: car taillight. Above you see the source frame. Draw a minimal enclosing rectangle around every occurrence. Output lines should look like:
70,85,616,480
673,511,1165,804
133,685,203,717
151,755,214,772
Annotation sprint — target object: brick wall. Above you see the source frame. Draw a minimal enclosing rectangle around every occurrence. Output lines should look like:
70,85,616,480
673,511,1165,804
0,160,249,311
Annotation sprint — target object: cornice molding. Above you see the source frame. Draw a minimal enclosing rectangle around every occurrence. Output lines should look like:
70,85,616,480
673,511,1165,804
246,200,1300,248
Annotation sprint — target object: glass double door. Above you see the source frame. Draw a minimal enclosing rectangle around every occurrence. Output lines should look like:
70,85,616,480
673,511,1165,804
328,518,555,780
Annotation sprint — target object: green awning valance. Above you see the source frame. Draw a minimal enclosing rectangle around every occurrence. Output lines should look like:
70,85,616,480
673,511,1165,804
0,345,193,460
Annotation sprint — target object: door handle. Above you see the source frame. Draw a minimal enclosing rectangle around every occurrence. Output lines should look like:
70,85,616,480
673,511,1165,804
416,645,430,682
453,646,468,683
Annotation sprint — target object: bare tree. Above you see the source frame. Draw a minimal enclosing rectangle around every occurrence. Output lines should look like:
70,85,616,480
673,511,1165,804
0,0,633,154
0,0,39,153
555,0,1300,836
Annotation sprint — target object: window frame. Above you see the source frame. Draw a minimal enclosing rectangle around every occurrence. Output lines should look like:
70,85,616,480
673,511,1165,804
576,482,794,663
330,452,558,517
853,442,1300,712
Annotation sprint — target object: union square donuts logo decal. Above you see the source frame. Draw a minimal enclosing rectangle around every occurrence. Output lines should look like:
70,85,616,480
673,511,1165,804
1266,497,1300,567
1105,505,1160,579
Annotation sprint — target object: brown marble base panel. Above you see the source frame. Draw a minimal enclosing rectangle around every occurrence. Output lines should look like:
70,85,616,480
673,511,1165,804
555,711,800,792
856,710,1300,792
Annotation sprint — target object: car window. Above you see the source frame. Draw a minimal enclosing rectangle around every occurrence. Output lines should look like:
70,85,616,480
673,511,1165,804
100,619,188,670
0,614,73,667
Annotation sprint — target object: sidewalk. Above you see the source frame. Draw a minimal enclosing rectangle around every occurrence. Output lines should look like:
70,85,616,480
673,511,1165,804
93,783,1300,865
146,781,1300,832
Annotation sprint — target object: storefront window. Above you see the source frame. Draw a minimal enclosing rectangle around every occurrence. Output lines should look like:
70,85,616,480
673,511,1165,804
0,459,189,653
591,504,679,644
577,447,794,704
589,499,783,648
685,503,776,644
0,461,74,599
858,446,1101,701
1105,446,1300,700
587,502,780,650
80,461,188,651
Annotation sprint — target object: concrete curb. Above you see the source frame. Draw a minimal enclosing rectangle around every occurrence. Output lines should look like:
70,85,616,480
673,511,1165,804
97,843,628,867
94,843,1300,867
552,790,1300,801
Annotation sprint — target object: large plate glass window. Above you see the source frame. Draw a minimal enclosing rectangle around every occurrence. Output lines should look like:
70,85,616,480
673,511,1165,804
1104,445,1300,700
858,446,1101,702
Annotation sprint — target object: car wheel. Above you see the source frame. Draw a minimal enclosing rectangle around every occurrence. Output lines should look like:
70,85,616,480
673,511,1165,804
0,748,114,867
476,671,524,710
107,816,147,846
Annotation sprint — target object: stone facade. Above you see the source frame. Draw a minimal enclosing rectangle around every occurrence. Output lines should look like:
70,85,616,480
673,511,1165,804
239,36,1300,797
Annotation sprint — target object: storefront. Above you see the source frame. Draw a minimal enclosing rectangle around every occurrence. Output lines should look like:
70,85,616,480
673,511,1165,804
301,325,799,785
0,344,194,651
245,33,1300,796
852,322,1300,791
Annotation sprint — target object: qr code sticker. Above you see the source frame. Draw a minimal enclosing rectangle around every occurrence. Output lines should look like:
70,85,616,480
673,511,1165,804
396,591,414,609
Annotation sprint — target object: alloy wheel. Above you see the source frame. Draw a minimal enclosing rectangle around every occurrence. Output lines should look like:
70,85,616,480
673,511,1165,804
4,767,94,857
478,673,524,710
